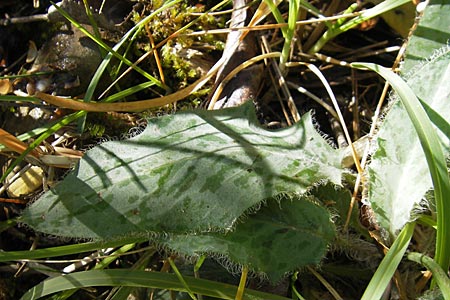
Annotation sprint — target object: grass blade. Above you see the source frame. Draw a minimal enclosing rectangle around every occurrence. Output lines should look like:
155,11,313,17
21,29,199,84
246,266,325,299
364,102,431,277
168,257,197,300
49,1,170,93
361,222,415,300
0,111,85,183
279,0,300,72
408,252,450,299
0,236,148,262
309,0,410,53
419,98,450,140
20,269,291,300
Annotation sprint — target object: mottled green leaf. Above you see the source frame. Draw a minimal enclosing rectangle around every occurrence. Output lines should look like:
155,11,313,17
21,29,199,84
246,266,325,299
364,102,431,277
309,183,356,227
161,195,335,282
21,102,342,239
366,2,450,235
401,0,450,74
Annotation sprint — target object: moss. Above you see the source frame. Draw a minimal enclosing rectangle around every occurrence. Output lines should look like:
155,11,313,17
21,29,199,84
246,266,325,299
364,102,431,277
131,1,225,92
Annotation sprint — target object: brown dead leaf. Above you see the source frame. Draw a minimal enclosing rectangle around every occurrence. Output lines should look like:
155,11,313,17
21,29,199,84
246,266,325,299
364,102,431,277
0,78,12,95
26,40,38,63
0,128,41,157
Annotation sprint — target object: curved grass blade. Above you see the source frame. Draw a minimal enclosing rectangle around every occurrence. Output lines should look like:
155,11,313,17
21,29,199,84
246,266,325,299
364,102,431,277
20,269,291,300
408,252,450,299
